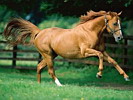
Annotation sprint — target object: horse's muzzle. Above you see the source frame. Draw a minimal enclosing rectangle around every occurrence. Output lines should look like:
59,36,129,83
114,35,123,42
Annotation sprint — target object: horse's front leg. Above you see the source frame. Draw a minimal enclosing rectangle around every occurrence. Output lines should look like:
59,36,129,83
103,51,130,81
84,48,104,78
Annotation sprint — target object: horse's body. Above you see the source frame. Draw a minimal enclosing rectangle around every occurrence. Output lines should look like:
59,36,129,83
35,16,105,59
4,11,130,86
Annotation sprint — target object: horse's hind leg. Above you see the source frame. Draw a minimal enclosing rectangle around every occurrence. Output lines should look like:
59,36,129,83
45,56,62,86
37,59,47,83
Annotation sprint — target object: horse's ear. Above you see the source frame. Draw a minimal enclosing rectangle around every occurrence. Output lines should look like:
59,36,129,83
107,11,114,17
118,11,122,16
107,11,111,15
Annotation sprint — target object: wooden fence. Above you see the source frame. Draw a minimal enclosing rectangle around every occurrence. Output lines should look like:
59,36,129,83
0,34,133,70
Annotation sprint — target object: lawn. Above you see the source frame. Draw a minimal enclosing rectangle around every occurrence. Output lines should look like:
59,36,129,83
0,66,133,100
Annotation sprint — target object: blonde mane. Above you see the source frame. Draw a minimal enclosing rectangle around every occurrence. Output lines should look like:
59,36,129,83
79,10,107,24
78,10,119,25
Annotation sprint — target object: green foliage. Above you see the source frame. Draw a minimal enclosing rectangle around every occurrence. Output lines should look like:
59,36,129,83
38,14,78,29
0,5,18,40
0,0,133,20
122,20,133,35
0,6,17,31
38,0,133,17
0,67,133,100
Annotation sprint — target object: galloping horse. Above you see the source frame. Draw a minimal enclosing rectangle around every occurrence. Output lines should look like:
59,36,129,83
4,11,130,86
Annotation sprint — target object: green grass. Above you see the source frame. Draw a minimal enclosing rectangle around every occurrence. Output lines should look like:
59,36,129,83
0,60,38,67
0,66,133,100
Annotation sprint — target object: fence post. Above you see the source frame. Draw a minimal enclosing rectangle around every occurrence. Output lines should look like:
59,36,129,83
12,46,17,68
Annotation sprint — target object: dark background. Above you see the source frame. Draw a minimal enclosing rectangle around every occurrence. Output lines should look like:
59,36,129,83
0,0,133,24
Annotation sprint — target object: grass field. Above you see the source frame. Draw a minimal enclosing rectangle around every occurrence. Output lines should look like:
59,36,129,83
0,66,133,100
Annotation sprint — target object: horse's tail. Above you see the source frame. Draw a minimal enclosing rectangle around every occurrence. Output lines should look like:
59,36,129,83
3,18,41,46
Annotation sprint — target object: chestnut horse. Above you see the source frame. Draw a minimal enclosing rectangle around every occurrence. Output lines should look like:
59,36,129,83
4,11,130,86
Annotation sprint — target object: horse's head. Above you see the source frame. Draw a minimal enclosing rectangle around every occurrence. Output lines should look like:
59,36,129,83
105,11,123,42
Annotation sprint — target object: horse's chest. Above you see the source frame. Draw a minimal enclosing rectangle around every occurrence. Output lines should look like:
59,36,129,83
95,40,105,51
87,37,99,48
87,37,104,51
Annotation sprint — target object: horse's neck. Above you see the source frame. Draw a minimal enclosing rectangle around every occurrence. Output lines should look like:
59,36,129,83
84,16,106,37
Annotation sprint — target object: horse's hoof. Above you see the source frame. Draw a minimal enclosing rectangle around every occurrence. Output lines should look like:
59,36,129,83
96,74,102,78
124,77,130,81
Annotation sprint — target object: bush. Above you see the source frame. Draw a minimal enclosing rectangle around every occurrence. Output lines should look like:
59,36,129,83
38,14,78,29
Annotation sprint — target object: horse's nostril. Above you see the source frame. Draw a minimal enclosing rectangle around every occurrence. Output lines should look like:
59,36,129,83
118,37,121,40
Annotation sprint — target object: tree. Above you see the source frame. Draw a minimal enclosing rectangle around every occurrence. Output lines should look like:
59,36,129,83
0,0,133,22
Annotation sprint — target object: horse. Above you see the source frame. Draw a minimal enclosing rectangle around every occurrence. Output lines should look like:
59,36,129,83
4,10,130,86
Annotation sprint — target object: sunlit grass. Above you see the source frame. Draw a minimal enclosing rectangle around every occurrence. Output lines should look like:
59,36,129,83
0,60,12,66
0,60,38,67
16,61,38,67
0,66,133,100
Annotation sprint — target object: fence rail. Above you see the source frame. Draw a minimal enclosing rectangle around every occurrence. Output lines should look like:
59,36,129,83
0,34,133,70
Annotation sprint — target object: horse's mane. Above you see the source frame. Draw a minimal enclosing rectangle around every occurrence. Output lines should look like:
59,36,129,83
78,10,107,24
79,10,119,25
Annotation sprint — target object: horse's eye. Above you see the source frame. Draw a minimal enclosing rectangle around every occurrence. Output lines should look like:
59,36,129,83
113,22,118,26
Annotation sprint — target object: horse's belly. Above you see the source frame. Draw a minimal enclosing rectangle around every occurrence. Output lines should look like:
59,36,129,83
54,45,82,59
54,49,83,59
58,51,82,59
